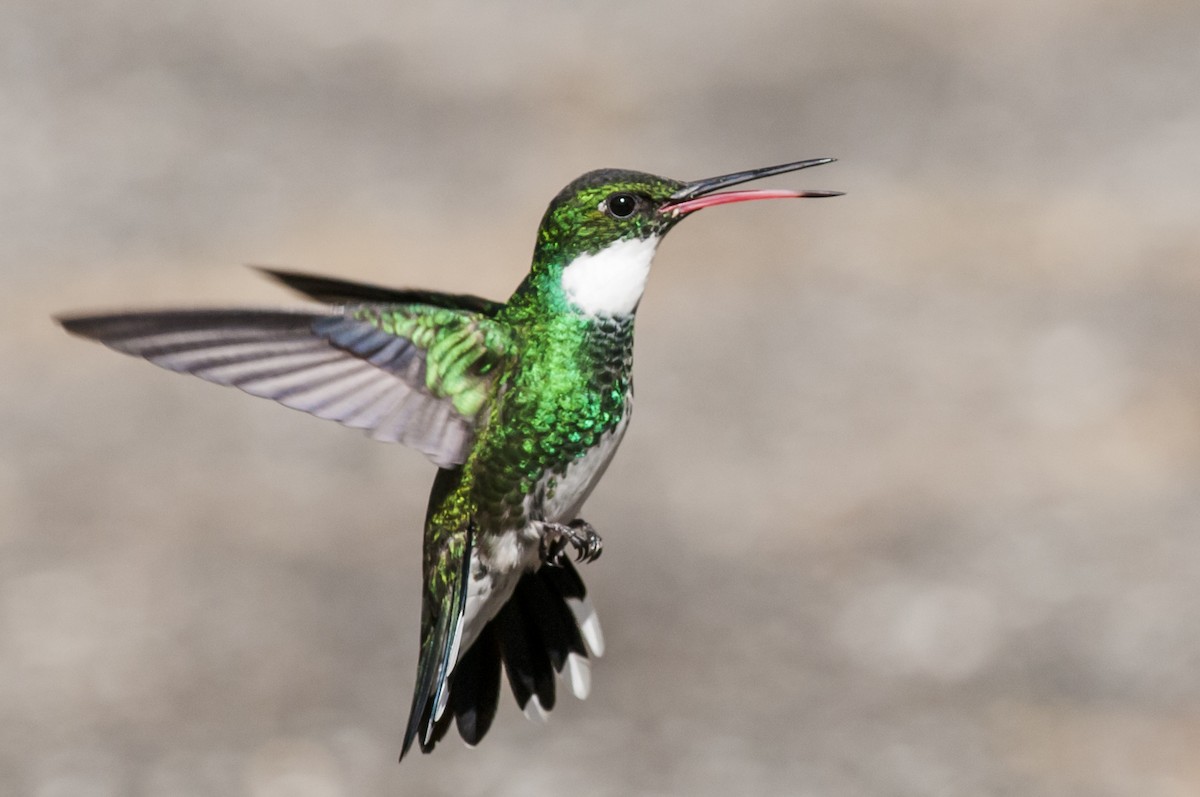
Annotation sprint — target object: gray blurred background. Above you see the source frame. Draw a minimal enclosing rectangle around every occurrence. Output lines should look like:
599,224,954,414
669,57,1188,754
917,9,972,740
5,2,1200,795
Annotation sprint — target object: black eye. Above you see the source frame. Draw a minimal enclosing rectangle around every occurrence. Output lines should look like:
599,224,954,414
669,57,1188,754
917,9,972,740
606,193,638,219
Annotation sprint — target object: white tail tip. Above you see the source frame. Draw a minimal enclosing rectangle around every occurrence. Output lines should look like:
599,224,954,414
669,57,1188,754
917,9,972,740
565,652,592,700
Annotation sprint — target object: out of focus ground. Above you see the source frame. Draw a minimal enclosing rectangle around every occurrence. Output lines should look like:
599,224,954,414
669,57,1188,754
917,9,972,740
4,2,1200,795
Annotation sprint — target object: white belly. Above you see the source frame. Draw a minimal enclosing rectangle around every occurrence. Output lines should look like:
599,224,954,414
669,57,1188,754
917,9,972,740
542,415,630,522
456,414,630,660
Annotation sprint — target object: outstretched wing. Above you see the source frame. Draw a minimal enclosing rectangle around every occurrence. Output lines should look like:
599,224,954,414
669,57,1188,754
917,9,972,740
58,302,513,468
253,266,506,316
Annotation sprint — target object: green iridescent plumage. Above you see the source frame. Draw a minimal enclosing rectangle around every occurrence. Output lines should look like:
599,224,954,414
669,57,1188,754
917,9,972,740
350,304,511,418
57,157,840,760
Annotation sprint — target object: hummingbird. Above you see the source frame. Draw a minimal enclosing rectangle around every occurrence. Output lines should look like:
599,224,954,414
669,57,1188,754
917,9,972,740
57,158,840,758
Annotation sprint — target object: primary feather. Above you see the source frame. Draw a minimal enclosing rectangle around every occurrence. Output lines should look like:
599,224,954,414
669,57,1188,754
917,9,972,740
58,302,511,468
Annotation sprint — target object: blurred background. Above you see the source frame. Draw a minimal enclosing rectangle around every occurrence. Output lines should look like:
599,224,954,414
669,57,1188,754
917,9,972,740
5,1,1200,795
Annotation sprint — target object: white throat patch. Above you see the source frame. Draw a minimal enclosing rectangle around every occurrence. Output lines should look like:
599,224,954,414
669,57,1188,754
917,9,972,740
560,236,659,317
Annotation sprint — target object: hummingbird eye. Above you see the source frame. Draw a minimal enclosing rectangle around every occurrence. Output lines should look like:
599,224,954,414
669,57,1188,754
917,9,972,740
604,193,638,219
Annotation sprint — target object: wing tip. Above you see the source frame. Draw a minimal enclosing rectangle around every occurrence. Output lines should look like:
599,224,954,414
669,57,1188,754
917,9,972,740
248,264,316,296
55,312,107,339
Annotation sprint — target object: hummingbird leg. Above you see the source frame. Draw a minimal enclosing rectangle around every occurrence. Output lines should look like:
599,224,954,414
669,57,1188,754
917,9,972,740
537,519,603,566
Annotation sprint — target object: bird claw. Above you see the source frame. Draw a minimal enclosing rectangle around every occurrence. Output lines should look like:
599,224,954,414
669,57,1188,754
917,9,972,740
538,519,603,566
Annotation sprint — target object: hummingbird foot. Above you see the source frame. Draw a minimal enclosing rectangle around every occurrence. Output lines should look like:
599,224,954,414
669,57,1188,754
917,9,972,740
537,519,603,566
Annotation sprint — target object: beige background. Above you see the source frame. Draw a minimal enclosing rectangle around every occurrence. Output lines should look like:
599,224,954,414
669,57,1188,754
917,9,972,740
5,2,1200,795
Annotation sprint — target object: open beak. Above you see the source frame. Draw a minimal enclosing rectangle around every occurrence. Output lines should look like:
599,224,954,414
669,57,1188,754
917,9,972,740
661,157,842,218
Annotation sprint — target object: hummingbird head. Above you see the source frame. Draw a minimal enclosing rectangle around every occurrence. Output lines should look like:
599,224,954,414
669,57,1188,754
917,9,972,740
524,158,841,319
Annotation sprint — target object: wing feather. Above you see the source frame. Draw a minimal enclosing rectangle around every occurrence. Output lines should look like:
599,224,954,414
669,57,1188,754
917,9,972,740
253,265,505,316
59,303,512,468
400,515,474,760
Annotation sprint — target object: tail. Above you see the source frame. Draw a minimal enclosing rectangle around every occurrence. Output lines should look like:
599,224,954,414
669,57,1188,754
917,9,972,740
399,559,604,759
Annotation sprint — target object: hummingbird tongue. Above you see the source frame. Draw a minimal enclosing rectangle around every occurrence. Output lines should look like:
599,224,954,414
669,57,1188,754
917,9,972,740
662,188,841,217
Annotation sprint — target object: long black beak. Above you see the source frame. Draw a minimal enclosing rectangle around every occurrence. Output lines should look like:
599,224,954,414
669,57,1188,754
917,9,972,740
672,157,838,200
662,157,841,216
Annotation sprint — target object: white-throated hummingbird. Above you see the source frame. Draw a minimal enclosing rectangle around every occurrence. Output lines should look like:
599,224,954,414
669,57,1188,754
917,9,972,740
58,158,840,758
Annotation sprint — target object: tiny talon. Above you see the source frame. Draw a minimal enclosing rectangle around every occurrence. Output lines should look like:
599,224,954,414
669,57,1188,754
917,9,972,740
538,519,603,568
585,530,602,562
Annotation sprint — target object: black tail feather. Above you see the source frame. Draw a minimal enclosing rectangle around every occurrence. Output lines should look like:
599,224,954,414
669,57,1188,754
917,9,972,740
509,579,558,713
450,624,502,745
538,558,588,602
520,568,588,671
492,591,541,711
